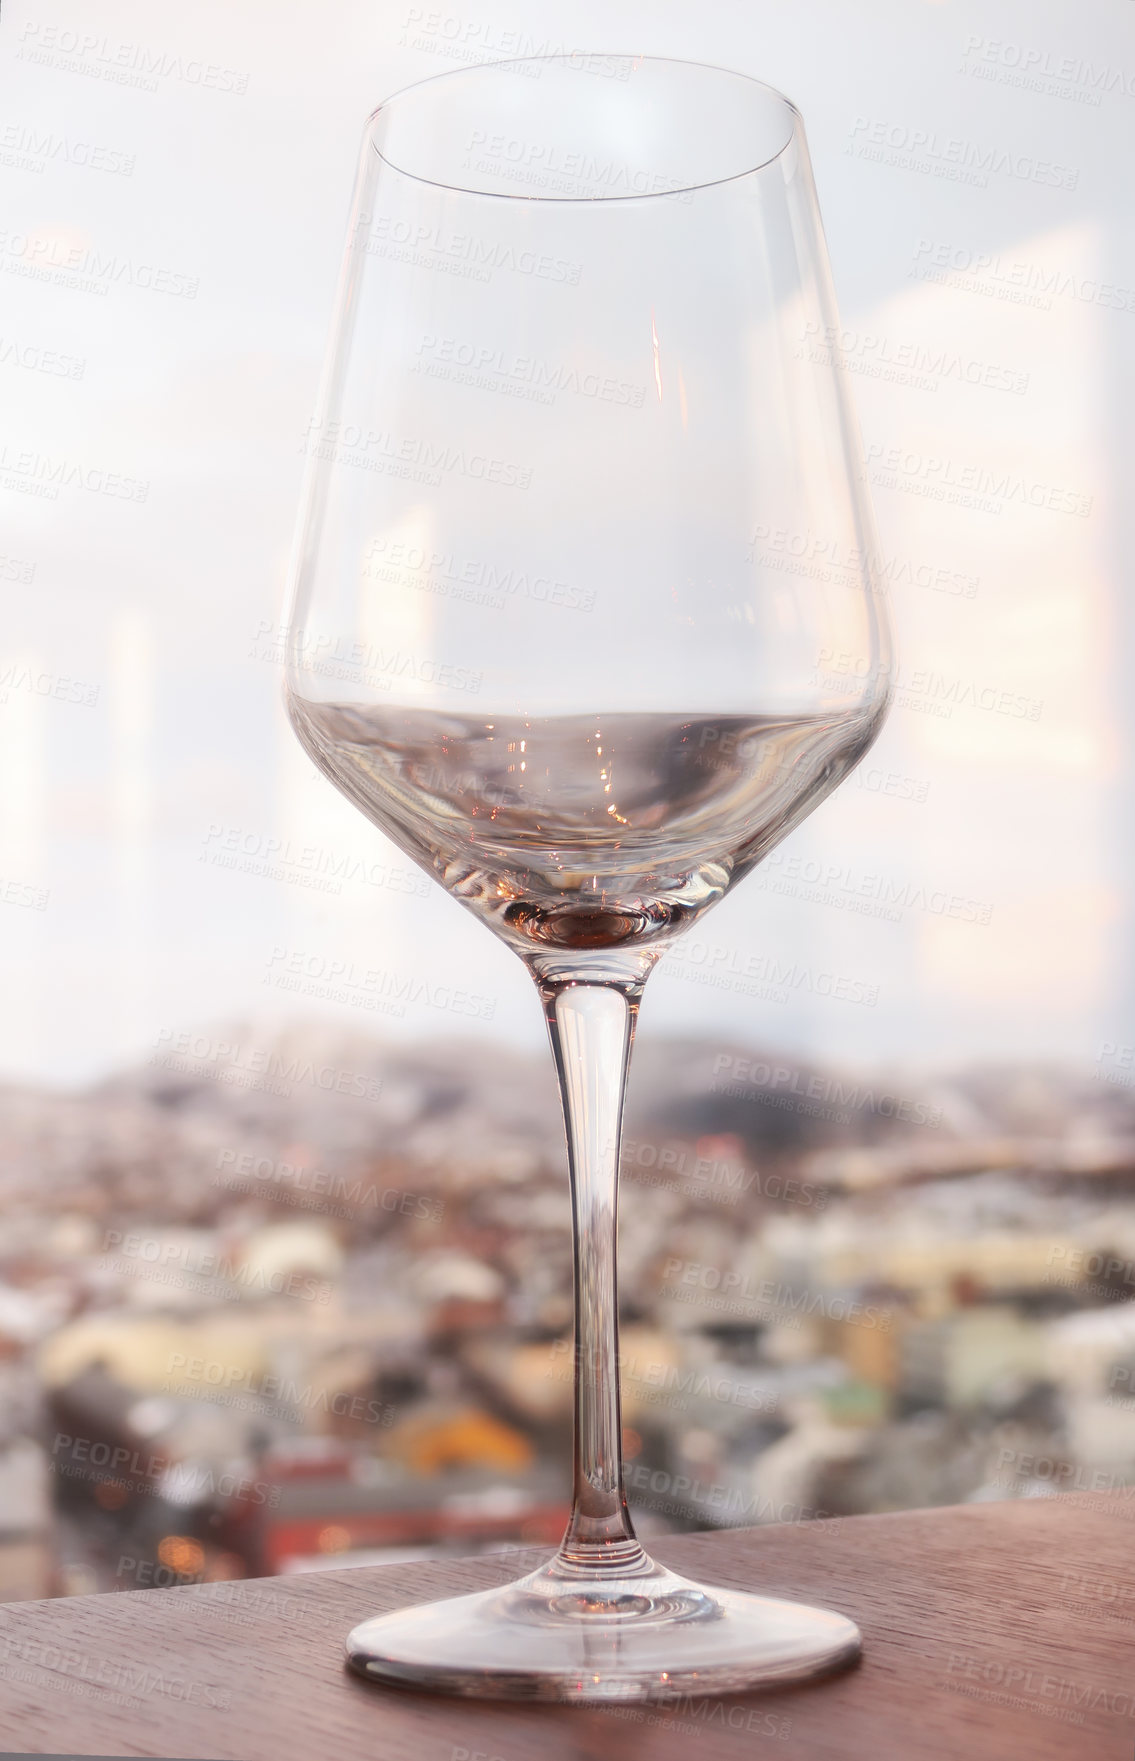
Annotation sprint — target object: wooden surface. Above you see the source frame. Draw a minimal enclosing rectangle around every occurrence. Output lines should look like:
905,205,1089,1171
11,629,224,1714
0,1494,1133,1758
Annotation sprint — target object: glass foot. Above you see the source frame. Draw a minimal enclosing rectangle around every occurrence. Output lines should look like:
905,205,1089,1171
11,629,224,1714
345,1552,861,1703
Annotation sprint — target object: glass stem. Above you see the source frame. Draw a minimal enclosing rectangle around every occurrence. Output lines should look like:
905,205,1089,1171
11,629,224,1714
538,977,650,1579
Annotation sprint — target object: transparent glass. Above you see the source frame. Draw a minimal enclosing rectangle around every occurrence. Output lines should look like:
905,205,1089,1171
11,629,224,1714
284,53,892,1703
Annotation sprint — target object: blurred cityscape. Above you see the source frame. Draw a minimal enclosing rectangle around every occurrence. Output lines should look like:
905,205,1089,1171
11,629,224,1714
1,1020,1134,1602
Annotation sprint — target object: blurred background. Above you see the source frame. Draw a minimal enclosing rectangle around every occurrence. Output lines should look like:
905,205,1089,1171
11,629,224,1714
0,0,1133,1601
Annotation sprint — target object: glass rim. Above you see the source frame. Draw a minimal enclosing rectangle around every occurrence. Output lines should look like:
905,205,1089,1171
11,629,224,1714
365,53,803,204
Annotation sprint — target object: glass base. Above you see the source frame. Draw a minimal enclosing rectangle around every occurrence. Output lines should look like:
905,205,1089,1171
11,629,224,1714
345,1552,861,1703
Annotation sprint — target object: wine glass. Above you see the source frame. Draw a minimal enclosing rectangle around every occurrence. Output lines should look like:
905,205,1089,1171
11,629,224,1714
284,52,892,1703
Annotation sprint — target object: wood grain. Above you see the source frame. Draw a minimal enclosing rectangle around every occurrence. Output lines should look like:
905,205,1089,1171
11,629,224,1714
0,1494,1132,1758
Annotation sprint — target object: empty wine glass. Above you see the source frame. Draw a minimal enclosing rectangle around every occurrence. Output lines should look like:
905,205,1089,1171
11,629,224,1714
285,53,892,1703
